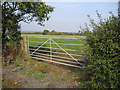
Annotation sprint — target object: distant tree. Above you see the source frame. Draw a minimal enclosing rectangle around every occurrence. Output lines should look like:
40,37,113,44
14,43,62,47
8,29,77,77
49,30,56,35
43,30,49,35
51,30,56,32
69,33,73,35
78,30,80,33
77,30,81,35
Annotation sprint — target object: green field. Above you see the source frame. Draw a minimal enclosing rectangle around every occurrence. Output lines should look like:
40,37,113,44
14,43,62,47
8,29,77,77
21,34,86,55
21,33,86,38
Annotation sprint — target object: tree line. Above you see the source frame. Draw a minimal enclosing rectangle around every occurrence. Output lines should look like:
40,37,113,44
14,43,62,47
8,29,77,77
41,29,91,36
22,29,92,36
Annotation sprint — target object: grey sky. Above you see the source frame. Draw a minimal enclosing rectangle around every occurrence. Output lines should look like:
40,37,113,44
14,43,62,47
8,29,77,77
20,1,118,33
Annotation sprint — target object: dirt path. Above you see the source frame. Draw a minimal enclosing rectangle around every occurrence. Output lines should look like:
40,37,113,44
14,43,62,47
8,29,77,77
2,59,84,88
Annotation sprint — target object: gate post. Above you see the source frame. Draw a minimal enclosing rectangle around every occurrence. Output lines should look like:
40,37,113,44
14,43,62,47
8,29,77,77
24,36,28,53
84,38,87,68
21,37,23,50
27,37,30,54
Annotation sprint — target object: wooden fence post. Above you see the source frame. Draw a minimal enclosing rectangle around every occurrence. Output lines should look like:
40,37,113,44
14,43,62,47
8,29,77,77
21,37,23,50
24,36,28,53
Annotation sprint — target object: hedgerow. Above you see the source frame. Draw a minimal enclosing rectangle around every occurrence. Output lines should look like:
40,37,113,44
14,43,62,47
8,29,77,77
82,11,120,88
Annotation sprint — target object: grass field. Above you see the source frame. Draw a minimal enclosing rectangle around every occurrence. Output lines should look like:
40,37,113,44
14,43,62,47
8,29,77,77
21,33,86,38
22,34,86,55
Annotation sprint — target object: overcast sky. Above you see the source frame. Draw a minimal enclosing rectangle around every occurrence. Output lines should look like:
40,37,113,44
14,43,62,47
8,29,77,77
20,1,118,33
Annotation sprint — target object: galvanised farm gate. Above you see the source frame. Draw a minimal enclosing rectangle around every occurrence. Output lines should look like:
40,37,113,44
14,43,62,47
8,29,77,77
27,37,87,69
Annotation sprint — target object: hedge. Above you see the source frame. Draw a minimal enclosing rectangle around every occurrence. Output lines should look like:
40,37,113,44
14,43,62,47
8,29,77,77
82,12,120,88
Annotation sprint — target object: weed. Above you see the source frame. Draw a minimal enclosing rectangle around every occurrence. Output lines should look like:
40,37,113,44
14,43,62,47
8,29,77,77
56,77,64,81
15,62,19,67
64,81,70,87
54,70,63,75
20,71,26,75
35,74,47,80
9,57,14,64
12,69,17,72
15,56,23,63
26,69,35,75
18,67,23,70
42,63,48,68
40,69,47,74
25,68,39,75
47,66,50,69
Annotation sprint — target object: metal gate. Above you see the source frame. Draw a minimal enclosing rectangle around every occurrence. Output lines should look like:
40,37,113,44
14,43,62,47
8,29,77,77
28,37,87,69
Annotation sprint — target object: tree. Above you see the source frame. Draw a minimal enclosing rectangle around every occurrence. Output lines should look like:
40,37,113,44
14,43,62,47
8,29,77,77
77,30,80,35
118,1,120,18
42,30,49,35
118,1,120,37
0,4,1,35
51,30,56,32
2,2,54,48
78,30,80,33
49,30,56,35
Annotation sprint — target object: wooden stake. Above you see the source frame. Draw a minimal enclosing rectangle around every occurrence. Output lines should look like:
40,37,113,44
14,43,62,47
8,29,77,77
21,38,23,50
24,37,28,53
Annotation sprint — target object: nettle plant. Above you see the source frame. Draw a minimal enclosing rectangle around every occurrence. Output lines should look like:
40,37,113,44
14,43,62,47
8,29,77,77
83,11,120,88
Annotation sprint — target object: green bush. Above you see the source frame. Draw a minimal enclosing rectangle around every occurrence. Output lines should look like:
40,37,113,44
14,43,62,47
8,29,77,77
83,12,120,88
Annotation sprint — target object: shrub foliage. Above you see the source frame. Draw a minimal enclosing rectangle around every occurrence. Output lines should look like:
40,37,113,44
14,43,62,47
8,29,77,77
83,11,120,88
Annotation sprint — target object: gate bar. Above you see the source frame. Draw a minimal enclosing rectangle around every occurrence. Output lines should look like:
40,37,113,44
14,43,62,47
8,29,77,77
29,48,85,57
30,52,85,61
29,45,78,52
31,54,82,64
31,57,84,69
29,37,86,40
29,41,84,46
